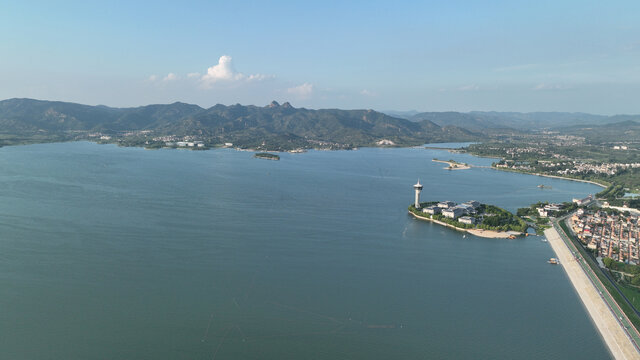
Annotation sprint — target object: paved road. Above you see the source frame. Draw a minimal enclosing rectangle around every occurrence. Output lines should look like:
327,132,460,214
545,225,640,360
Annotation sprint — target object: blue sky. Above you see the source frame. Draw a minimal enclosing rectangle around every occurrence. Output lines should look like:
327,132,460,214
1,0,639,114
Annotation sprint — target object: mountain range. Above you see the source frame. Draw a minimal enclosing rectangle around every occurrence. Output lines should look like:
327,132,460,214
396,110,640,131
0,98,477,149
0,98,638,149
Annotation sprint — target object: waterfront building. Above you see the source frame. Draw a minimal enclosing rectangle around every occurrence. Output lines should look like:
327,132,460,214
458,203,476,214
414,180,423,208
438,201,456,209
459,216,475,224
423,206,441,215
443,207,465,219
464,200,480,209
573,195,593,206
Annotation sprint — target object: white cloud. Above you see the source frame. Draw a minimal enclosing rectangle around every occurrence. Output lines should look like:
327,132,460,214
148,75,158,81
494,63,539,72
200,55,271,88
360,89,376,96
163,73,178,81
187,72,200,78
286,83,314,99
457,84,479,91
533,83,570,91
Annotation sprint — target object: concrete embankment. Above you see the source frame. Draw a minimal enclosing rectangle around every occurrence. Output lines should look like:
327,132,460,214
544,226,640,360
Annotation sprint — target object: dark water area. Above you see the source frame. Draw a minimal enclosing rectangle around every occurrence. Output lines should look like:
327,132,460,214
0,142,610,359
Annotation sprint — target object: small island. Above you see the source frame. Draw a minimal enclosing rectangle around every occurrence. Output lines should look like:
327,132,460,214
409,181,527,238
254,152,280,160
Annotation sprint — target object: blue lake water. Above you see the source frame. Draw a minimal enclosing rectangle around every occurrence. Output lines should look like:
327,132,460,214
0,142,610,359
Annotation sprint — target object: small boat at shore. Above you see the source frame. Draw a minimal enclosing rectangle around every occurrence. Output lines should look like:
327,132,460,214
548,258,559,264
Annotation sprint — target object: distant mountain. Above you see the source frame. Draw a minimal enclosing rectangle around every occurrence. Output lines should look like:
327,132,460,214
409,112,505,131
380,110,421,119
406,110,640,131
556,120,640,144
0,98,480,149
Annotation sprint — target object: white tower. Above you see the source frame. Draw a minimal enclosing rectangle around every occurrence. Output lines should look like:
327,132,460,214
413,180,423,208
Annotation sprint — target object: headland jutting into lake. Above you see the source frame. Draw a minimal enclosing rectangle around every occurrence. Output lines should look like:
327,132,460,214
408,181,527,238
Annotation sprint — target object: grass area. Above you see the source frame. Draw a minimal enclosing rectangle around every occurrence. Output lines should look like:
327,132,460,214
619,285,640,312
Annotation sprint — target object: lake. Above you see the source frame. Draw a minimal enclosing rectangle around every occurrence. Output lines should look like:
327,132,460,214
0,142,610,359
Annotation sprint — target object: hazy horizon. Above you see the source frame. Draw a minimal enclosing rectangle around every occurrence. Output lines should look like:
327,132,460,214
2,1,640,114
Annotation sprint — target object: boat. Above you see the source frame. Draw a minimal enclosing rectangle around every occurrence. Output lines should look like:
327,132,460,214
541,238,548,242
548,258,559,264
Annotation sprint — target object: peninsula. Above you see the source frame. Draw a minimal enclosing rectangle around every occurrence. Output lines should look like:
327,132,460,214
408,181,527,238
432,158,470,170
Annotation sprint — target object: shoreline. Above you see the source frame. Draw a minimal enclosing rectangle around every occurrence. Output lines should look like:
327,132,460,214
408,211,521,239
544,226,640,359
432,159,471,170
8,140,614,189
489,166,608,188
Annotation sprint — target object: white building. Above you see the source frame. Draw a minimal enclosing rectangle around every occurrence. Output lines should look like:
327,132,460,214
464,200,481,209
459,216,475,225
443,207,465,219
413,181,423,208
438,201,456,209
423,206,441,215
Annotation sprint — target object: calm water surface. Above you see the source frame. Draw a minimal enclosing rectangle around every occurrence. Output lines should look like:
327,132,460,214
0,142,610,359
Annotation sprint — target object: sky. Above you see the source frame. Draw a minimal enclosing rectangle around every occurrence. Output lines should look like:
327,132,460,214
1,0,640,114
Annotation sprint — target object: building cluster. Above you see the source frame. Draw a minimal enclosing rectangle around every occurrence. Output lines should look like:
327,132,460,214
422,200,480,224
555,162,640,176
165,141,205,148
536,203,566,218
570,209,640,264
572,194,594,206
496,159,640,176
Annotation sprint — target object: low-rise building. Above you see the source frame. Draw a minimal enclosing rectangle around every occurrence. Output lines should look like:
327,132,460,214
443,206,465,219
464,200,481,209
438,201,456,209
422,206,441,215
459,216,475,224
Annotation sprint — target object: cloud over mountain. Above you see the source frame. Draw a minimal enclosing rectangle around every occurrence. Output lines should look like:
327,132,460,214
200,56,271,88
286,83,314,99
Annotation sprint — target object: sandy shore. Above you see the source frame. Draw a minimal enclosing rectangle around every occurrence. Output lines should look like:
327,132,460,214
544,226,640,359
409,211,520,239
467,229,521,238
432,159,471,170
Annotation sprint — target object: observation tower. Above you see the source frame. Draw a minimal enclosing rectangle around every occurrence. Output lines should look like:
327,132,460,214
413,180,423,208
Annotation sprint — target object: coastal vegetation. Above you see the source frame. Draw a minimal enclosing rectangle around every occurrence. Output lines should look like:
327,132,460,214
597,184,627,200
408,202,527,233
254,152,280,160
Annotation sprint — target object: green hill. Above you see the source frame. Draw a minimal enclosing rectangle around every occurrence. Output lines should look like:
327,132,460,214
0,98,481,149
